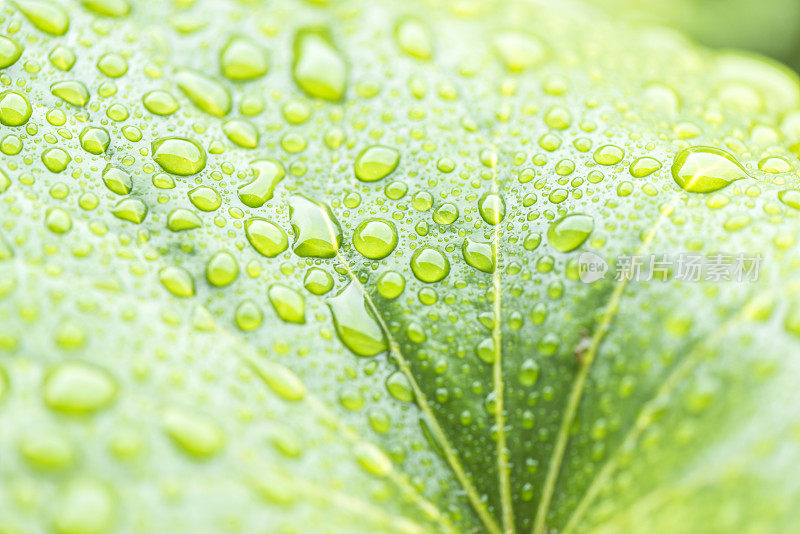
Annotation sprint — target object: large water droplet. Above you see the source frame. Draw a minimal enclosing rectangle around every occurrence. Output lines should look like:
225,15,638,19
0,36,22,69
238,159,285,208
152,137,206,175
410,247,450,282
547,214,594,252
43,362,117,415
353,218,398,259
220,36,268,81
292,28,347,101
17,0,70,36
354,145,400,182
671,146,748,193
268,284,306,324
162,407,224,458
0,91,31,126
328,282,387,357
175,69,231,117
244,218,288,257
288,194,342,258
462,238,496,273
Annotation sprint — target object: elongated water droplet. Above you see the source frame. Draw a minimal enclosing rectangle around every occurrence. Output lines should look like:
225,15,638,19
81,0,130,17
143,90,179,115
167,208,202,231
220,36,268,81
328,282,387,357
353,218,398,259
51,80,90,106
493,31,546,71
175,69,231,117
778,189,800,210
629,156,662,178
548,214,594,252
354,145,400,182
102,165,131,195
111,198,147,223
292,28,346,101
43,362,117,415
17,0,70,36
268,284,306,324
0,37,22,69
244,218,288,257
238,159,285,207
188,186,220,211
162,407,224,458
159,266,194,297
462,238,496,273
671,146,748,193
288,194,342,258
395,18,432,59
223,119,258,148
152,137,206,175
248,357,306,401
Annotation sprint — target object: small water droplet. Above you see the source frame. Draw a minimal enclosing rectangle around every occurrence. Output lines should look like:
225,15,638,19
410,247,450,283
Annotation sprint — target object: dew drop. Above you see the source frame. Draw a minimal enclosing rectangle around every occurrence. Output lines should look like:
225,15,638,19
101,165,132,195
410,247,450,283
268,284,306,324
462,238,496,273
206,251,238,287
220,36,268,81
288,194,342,258
43,362,117,415
152,137,207,175
17,0,70,36
478,192,506,225
671,146,748,193
159,266,195,297
111,198,147,223
547,214,594,252
244,218,288,258
0,36,22,69
328,282,387,357
50,80,90,106
238,159,285,207
353,218,398,259
175,69,231,117
0,91,32,126
292,28,347,101
354,145,400,182
162,407,224,458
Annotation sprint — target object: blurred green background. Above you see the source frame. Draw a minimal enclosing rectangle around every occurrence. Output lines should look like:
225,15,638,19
592,0,800,72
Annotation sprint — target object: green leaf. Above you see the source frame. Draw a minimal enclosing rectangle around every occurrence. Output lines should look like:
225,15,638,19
1,0,800,533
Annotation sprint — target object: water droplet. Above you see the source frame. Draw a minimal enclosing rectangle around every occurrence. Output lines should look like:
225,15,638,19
17,0,70,36
238,159,285,207
0,36,22,69
293,28,347,101
304,267,334,295
162,407,224,458
410,247,449,283
475,337,496,364
42,148,71,172
152,137,207,175
0,91,31,126
353,218,398,259
175,69,231,117
188,186,221,211
758,156,791,174
593,144,624,165
778,189,800,210
519,358,540,386
328,282,387,357
20,430,74,470
159,266,195,297
354,145,400,182
49,45,75,71
244,218,288,257
494,31,546,71
79,127,110,154
53,479,114,534
81,0,130,17
143,90,179,115
248,358,306,401
386,371,414,402
395,18,432,59
206,251,238,287
547,214,594,252
376,271,405,299
43,362,117,414
223,119,258,148
478,192,506,225
462,238,496,273
288,194,342,258
101,165,132,195
111,198,147,223
671,146,748,193
355,442,393,477
167,208,202,231
96,52,127,77
629,156,662,178
50,80,90,106
268,284,306,324
235,300,262,331
432,203,458,225
220,36,268,81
